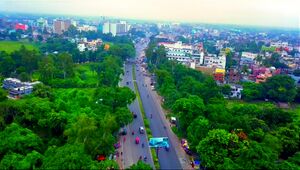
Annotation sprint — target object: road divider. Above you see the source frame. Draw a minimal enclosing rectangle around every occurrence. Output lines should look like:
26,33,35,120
132,65,160,170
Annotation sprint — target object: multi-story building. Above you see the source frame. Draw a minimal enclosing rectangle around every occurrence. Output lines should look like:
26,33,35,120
158,41,201,64
102,22,110,34
2,78,40,98
203,54,226,69
53,20,71,34
37,18,48,28
77,25,97,32
102,21,129,36
240,52,258,66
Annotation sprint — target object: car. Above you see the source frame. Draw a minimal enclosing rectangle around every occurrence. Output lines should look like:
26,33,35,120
120,128,127,136
133,113,137,118
139,126,145,134
135,137,140,144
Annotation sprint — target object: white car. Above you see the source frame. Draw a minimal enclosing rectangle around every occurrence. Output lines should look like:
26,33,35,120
139,126,145,134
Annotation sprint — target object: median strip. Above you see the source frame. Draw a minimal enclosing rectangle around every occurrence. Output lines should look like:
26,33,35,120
132,65,160,170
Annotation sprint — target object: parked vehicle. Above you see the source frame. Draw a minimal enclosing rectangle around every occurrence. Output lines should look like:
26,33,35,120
139,126,145,134
120,128,127,135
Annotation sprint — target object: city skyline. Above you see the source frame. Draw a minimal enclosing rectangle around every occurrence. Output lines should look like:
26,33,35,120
1,0,299,28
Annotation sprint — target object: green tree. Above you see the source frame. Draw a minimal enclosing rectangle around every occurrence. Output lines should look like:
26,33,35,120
187,116,210,150
38,55,56,82
242,82,264,101
0,151,43,170
127,160,152,170
0,123,43,155
221,84,232,96
196,129,246,168
172,95,205,131
0,53,15,77
33,83,54,99
0,88,7,102
56,53,74,79
263,75,297,102
236,141,277,170
41,144,98,169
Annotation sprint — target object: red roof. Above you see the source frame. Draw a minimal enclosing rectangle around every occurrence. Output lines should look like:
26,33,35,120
15,23,27,31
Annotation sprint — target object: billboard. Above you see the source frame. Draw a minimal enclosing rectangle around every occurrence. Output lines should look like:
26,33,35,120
149,137,169,148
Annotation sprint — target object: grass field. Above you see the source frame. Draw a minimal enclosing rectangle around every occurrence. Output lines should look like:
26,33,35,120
0,41,39,53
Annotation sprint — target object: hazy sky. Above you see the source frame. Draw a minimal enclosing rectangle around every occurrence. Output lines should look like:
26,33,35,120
1,0,299,28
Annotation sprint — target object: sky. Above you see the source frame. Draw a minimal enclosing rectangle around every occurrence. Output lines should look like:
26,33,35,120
1,0,300,28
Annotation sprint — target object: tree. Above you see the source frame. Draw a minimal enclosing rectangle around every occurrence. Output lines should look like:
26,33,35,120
64,114,100,155
18,72,30,82
114,107,133,127
172,95,205,131
41,144,98,169
236,141,277,170
0,151,43,170
196,129,246,168
0,123,43,155
242,82,264,101
96,56,122,86
187,116,210,150
94,87,135,112
263,75,297,102
38,55,56,82
0,88,7,102
127,160,152,170
0,53,15,77
33,83,54,99
275,125,300,159
56,53,74,79
293,69,300,77
221,84,232,96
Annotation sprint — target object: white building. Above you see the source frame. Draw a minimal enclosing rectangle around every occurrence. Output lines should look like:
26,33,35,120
110,23,117,36
77,43,86,52
271,42,289,48
159,41,200,64
103,22,110,34
240,52,258,65
204,54,226,69
77,25,97,32
102,21,129,36
230,85,243,99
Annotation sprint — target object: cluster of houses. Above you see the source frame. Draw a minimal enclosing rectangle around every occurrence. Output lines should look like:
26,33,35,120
2,78,40,99
73,38,103,52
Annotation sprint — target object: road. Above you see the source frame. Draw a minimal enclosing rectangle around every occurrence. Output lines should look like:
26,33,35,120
118,39,192,169
117,42,154,169
134,40,193,169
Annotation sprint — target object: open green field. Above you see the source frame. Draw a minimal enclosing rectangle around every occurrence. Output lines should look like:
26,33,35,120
0,41,39,53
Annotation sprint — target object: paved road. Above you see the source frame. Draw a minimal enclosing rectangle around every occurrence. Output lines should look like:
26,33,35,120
118,42,154,169
134,40,193,169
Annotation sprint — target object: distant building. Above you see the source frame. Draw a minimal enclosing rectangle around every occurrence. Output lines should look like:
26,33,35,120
53,20,71,34
15,23,28,31
203,54,226,69
77,43,86,52
77,25,97,32
158,41,201,64
230,84,243,99
271,42,289,48
228,68,241,83
2,78,40,98
240,52,258,66
37,18,48,28
214,68,225,83
102,21,129,36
